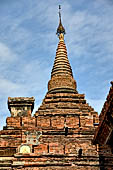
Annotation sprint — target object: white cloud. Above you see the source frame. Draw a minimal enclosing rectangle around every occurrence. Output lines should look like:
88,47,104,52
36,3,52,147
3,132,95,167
0,78,24,95
0,42,17,62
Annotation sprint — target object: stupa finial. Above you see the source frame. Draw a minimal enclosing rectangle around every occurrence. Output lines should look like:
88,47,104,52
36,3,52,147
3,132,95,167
56,5,66,37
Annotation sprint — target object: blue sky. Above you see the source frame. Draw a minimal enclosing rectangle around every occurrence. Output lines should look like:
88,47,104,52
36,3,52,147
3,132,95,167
0,0,113,129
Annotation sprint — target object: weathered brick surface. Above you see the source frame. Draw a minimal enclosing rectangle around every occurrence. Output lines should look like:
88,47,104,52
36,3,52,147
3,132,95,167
37,116,50,128
66,115,79,128
12,167,100,170
80,115,93,127
49,142,64,154
6,117,21,127
34,143,48,154
22,117,35,127
51,116,65,129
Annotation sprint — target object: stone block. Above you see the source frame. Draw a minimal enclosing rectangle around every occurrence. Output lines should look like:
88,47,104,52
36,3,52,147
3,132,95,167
6,117,21,127
51,116,65,129
49,143,64,154
22,117,35,127
34,144,48,154
65,143,77,154
80,116,93,127
37,116,50,128
66,116,79,128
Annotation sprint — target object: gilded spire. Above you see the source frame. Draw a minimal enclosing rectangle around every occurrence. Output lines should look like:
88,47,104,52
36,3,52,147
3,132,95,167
47,6,77,93
56,5,66,37
51,37,73,77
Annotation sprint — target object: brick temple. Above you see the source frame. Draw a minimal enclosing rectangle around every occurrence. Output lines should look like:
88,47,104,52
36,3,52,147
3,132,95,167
93,81,113,169
0,7,113,170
